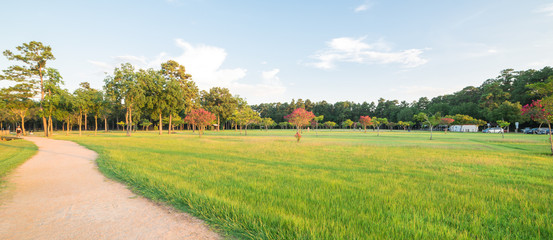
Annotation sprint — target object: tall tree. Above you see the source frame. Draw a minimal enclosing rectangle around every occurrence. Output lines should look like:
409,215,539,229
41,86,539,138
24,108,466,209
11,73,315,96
161,60,198,134
201,87,237,131
104,63,144,136
2,41,55,137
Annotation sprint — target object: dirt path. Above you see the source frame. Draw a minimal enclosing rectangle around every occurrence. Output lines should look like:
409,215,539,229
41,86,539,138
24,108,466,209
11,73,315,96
0,137,221,240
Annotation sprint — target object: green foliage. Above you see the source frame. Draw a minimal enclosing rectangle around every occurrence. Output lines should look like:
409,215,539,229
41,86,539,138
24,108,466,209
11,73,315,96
342,119,354,128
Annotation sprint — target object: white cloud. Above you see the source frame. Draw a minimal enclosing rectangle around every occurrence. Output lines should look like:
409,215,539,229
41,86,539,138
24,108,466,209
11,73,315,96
537,3,553,16
88,39,286,103
232,69,286,101
354,4,368,12
309,37,428,69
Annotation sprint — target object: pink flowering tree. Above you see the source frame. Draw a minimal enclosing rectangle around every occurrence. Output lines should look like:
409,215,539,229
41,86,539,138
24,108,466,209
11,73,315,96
522,99,553,154
184,108,216,137
359,116,372,133
440,117,455,134
284,108,315,142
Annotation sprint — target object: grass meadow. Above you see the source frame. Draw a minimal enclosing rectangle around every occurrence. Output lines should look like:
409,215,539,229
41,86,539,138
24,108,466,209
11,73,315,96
55,129,553,239
0,139,37,185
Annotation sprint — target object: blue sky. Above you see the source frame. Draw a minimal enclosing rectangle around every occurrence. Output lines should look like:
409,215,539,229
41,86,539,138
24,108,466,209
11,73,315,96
1,0,553,104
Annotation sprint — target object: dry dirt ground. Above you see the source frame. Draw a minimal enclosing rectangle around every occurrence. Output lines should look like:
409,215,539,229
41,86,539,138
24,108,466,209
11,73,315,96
0,137,221,240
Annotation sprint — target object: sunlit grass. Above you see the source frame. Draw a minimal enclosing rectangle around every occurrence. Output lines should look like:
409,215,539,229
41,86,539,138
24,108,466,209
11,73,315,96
56,130,553,239
0,139,37,185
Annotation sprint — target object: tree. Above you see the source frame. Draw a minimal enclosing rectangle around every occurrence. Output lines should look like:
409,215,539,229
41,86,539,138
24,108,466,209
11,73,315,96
372,117,388,136
342,119,354,129
440,117,455,133
359,116,372,133
324,121,337,129
414,113,440,140
2,41,55,137
233,106,261,136
141,69,168,135
260,117,275,131
184,108,215,137
201,87,237,131
522,99,553,154
497,120,510,139
139,119,152,131
161,60,198,134
387,122,397,131
42,68,64,136
104,63,145,137
285,108,315,137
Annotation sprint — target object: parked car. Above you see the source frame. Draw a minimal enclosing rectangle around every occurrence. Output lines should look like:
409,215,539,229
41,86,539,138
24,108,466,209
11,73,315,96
522,127,533,134
537,128,550,135
483,127,504,133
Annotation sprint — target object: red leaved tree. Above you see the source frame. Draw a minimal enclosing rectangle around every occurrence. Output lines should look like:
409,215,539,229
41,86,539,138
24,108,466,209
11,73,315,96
440,117,455,134
284,108,315,141
184,108,216,137
522,99,553,154
359,116,372,133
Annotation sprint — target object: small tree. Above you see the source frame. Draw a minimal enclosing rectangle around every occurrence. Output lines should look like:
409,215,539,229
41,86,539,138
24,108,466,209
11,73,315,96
372,118,388,136
387,122,397,131
440,117,455,134
234,107,261,136
522,99,553,154
140,119,152,131
342,119,354,129
324,121,337,130
359,116,372,133
260,117,275,131
497,120,510,139
414,113,441,140
184,108,216,137
284,108,315,139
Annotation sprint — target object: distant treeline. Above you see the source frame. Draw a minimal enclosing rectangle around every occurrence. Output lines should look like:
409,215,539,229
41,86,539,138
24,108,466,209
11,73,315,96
252,67,553,128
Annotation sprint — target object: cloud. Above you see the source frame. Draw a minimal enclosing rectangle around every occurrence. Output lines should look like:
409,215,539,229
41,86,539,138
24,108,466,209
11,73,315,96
309,37,428,69
232,69,286,101
354,4,370,12
88,39,286,103
537,3,553,16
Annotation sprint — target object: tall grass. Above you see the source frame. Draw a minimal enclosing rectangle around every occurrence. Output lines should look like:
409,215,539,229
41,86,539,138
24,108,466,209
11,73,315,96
57,130,553,239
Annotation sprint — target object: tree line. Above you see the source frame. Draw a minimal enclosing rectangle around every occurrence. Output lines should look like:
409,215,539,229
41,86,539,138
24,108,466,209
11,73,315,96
2,41,553,136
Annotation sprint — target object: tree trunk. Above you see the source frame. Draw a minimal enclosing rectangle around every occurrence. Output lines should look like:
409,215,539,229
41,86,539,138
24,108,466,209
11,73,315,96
377,126,380,136
548,122,553,155
20,114,26,136
104,118,108,132
128,106,133,136
217,115,220,131
84,114,88,131
168,114,172,134
159,113,162,135
364,126,366,133
125,108,130,136
95,116,98,136
430,124,433,140
245,124,248,136
78,112,82,136
48,115,53,136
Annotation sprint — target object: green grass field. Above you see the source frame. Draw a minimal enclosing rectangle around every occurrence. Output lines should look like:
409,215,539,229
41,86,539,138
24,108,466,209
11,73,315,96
55,130,553,239
0,139,37,184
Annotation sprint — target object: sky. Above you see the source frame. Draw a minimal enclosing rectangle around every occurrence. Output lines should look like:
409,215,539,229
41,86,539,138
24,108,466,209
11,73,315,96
1,0,553,104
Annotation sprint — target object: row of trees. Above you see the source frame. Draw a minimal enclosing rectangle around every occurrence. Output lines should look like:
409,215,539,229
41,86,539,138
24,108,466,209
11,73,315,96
252,67,553,129
2,41,553,143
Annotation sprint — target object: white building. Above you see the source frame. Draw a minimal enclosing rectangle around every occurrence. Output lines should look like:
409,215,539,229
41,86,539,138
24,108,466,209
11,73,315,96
449,125,479,132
